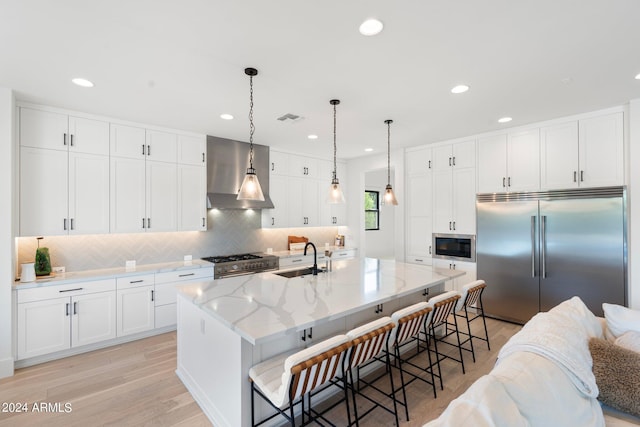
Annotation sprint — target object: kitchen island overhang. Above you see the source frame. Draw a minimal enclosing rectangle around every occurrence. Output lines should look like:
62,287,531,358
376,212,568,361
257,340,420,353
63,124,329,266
175,258,464,427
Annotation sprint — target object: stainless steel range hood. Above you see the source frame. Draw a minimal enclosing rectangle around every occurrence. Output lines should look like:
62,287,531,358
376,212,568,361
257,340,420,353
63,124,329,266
206,135,274,209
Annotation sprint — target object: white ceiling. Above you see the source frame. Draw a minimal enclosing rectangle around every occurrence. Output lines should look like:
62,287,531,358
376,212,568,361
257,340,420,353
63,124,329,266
2,0,640,159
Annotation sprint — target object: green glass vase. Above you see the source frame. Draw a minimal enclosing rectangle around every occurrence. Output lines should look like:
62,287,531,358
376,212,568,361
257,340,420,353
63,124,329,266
35,247,51,276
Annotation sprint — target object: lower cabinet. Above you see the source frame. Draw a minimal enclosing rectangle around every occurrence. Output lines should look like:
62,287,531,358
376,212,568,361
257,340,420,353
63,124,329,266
154,267,214,329
432,259,477,292
116,274,155,337
16,279,116,360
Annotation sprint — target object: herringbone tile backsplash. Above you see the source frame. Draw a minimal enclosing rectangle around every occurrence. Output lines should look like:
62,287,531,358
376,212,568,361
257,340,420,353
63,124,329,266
17,210,340,272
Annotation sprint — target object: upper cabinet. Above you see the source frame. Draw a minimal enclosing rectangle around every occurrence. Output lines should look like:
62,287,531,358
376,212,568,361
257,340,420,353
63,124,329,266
540,113,624,190
18,104,206,236
477,129,540,193
433,140,476,234
262,150,348,229
19,107,110,236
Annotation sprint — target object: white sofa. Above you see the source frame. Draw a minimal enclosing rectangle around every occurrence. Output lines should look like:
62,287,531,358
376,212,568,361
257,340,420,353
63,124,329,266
425,297,640,427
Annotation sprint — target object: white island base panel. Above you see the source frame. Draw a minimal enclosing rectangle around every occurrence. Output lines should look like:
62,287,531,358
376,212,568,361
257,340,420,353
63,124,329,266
175,258,463,427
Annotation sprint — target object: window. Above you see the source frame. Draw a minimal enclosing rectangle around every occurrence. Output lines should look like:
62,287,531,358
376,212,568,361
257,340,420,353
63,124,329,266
364,190,379,230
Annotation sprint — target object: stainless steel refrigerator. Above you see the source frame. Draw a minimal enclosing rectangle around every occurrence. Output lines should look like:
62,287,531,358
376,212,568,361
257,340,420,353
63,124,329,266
476,186,626,324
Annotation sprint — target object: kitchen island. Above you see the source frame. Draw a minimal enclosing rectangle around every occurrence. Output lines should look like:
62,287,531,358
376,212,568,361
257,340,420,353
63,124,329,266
175,258,464,427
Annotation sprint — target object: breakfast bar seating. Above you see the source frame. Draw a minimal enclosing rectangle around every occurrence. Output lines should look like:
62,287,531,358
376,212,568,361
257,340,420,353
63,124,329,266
249,335,353,426
453,280,490,363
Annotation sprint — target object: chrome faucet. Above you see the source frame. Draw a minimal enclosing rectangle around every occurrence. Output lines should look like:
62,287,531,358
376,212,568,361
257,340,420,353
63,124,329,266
304,242,318,275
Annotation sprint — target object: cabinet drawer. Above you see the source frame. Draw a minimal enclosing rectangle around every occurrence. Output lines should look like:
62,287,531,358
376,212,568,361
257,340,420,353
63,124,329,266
331,249,356,259
279,256,310,268
116,274,155,290
17,279,116,303
155,267,213,284
406,256,432,266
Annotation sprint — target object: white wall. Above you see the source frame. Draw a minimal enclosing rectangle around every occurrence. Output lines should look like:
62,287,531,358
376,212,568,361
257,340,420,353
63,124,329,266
628,99,640,309
0,88,15,378
346,148,405,261
364,168,395,259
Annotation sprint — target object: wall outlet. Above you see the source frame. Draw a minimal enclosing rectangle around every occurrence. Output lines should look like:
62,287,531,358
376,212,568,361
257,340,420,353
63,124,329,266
184,255,192,261
125,260,136,268
52,266,65,273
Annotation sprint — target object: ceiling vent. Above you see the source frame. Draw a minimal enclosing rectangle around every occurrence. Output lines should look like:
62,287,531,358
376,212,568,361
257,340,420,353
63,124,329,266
277,113,304,124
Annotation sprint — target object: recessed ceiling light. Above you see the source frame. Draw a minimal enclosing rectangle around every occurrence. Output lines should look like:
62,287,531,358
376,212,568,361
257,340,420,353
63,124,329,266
451,84,469,94
364,148,374,152
635,73,640,80
359,19,383,36
307,134,318,140
71,78,94,88
220,114,234,120
498,117,513,124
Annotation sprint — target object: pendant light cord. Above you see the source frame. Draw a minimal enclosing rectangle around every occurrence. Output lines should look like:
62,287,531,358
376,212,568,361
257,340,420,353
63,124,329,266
332,102,337,180
248,74,255,169
385,119,393,185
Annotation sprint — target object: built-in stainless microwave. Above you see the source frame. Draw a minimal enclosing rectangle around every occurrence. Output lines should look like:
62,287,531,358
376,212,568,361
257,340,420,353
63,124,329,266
432,233,476,262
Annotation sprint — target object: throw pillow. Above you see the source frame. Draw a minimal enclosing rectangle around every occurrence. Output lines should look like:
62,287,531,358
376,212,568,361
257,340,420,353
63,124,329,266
603,303,640,338
589,337,640,417
615,331,640,354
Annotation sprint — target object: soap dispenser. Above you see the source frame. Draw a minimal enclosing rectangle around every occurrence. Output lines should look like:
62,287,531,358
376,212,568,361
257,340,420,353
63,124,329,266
35,237,51,276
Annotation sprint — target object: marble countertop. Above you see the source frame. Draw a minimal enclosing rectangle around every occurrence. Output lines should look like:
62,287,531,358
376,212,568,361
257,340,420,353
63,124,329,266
13,259,214,290
271,246,357,259
176,258,464,345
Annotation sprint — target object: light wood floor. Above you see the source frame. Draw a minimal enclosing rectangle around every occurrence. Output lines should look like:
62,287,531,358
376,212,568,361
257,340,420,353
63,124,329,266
0,318,520,427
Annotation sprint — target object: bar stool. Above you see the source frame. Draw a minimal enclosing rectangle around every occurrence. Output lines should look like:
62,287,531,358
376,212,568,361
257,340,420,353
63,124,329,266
454,280,490,362
388,302,435,421
425,291,464,389
345,317,397,426
249,335,352,426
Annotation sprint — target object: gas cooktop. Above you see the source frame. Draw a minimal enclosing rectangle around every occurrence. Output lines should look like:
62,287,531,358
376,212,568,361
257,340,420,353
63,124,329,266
202,253,279,278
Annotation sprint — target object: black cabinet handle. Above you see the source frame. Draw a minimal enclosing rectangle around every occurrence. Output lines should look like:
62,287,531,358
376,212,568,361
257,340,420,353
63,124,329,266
59,288,83,293
66,303,70,316
142,144,145,155
73,302,77,315
151,290,155,302
147,145,151,156
202,153,205,163
63,133,67,146
130,280,143,284
70,134,74,147
179,273,195,278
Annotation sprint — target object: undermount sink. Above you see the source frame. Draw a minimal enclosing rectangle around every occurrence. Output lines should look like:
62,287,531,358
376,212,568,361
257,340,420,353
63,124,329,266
273,267,324,278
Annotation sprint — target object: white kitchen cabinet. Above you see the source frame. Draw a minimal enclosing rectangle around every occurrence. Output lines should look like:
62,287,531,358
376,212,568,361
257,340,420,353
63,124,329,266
146,160,177,232
262,175,289,228
16,279,116,360
178,164,206,231
110,152,178,233
288,155,318,178
110,157,147,233
432,259,476,292
288,178,319,227
116,275,155,337
540,121,580,189
433,140,476,234
154,267,214,329
406,146,433,265
69,152,110,234
19,147,68,236
145,130,177,163
110,124,146,159
177,134,205,166
19,107,110,236
578,112,624,188
269,150,289,176
71,291,117,347
477,129,540,193
17,297,70,359
20,107,109,155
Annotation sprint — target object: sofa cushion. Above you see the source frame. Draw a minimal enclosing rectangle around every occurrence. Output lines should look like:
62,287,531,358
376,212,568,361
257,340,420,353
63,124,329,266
492,352,605,427
423,375,528,427
603,303,640,338
589,337,640,418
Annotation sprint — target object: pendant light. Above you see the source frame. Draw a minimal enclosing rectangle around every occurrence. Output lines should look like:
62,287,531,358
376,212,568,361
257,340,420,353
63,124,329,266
237,67,265,201
328,99,345,204
384,119,398,206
